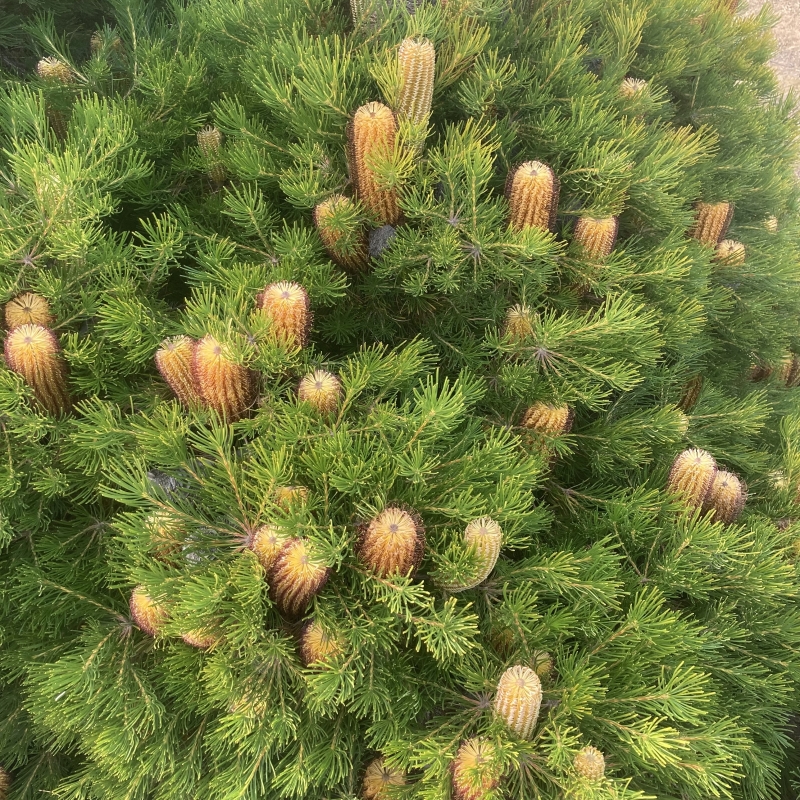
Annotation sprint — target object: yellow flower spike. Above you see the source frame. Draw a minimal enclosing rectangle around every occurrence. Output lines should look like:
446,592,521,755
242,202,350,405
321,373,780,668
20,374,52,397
764,215,778,233
313,195,368,270
298,369,342,414
439,517,502,591
299,619,344,666
704,470,746,524
267,537,330,618
274,485,310,509
250,524,289,571
181,629,221,649
688,201,734,246
192,334,255,420
505,161,560,233
713,239,745,266
493,664,542,739
155,335,201,408
574,746,605,781
36,57,72,84
129,586,168,636
520,402,574,435
573,216,619,259
503,304,534,343
667,448,717,508
620,77,647,98
197,126,226,185
362,757,406,799
357,506,425,577
257,281,312,348
397,37,436,124
4,293,53,330
450,738,499,800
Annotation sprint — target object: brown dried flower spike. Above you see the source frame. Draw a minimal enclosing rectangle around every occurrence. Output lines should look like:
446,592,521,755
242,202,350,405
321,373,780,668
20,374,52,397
667,448,717,508
155,336,201,407
36,57,72,84
704,470,746,524
397,37,436,124
521,402,574,436
5,293,53,330
573,216,619,259
362,757,406,799
358,506,425,577
313,195,368,270
506,161,560,233
493,664,542,739
257,281,311,348
299,619,343,666
688,201,734,246
0,766,9,799
678,374,704,412
267,537,330,618
129,586,168,636
4,324,70,413
298,370,342,414
781,355,800,388
348,102,401,225
192,334,255,420
574,746,605,781
451,738,499,800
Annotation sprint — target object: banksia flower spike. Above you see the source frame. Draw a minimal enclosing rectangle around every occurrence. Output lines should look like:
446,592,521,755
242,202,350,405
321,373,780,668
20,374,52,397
299,619,343,666
574,746,605,781
688,201,734,246
181,629,220,649
129,586,168,636
667,448,717,508
145,511,184,562
362,757,406,799
250,524,289,571
781,355,800,388
451,738,499,800
573,216,619,259
155,335,201,407
503,304,534,343
531,649,553,679
4,293,53,330
257,281,312,348
439,517,503,591
313,195,368,270
678,374,703,412
36,57,72,84
267,537,330,618
493,664,542,739
5,324,70,413
197,126,226,185
397,37,436,124
749,360,774,382
347,102,401,225
713,239,746,266
765,215,778,232
298,370,342,414
506,161,560,233
0,766,10,798
620,77,647,98
275,485,310,509
357,506,425,577
521,402,574,435
192,335,255,420
704,470,746,524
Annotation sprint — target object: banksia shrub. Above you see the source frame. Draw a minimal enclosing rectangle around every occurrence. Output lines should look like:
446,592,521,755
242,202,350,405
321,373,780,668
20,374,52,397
257,281,311,347
620,77,647,98
688,201,734,246
250,524,289,571
450,738,499,800
347,102,401,225
298,369,342,414
362,757,405,799
4,324,70,413
4,293,53,330
704,470,746,524
503,304,534,343
397,37,436,124
521,402,574,435
493,664,542,739
574,746,605,781
572,216,619,259
506,161,559,232
667,448,717,508
299,619,343,666
357,506,425,577
714,239,746,265
313,195,368,270
438,517,502,591
129,586,168,636
36,57,72,84
267,537,330,618
192,335,255,420
155,335,200,407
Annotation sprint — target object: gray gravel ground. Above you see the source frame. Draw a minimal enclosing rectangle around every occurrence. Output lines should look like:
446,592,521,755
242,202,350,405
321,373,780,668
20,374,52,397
747,0,800,94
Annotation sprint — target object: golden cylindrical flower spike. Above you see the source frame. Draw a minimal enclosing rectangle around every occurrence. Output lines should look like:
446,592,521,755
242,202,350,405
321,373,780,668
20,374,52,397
451,738,499,800
667,448,717,508
521,402,574,435
362,757,406,799
357,506,425,577
531,649,553,679
144,511,184,562
267,537,330,618
688,201,734,246
493,664,542,739
439,517,503,592
765,215,778,233
181,629,220,649
704,470,746,524
298,370,342,414
0,766,10,799
678,374,704,412
313,195,368,270
620,77,647,98
574,746,605,780
36,57,72,84
506,161,560,233
348,102,401,225
275,485,310,509
129,586,168,636
503,304,534,343
397,37,436,124
192,335,254,420
781,355,800,388
4,293,53,330
155,335,201,407
257,281,311,348
713,239,745,266
250,524,289,571
573,216,619,259
4,324,70,413
299,619,343,666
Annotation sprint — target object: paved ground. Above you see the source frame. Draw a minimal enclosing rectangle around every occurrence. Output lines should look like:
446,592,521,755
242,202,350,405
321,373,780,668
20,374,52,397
747,0,800,93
